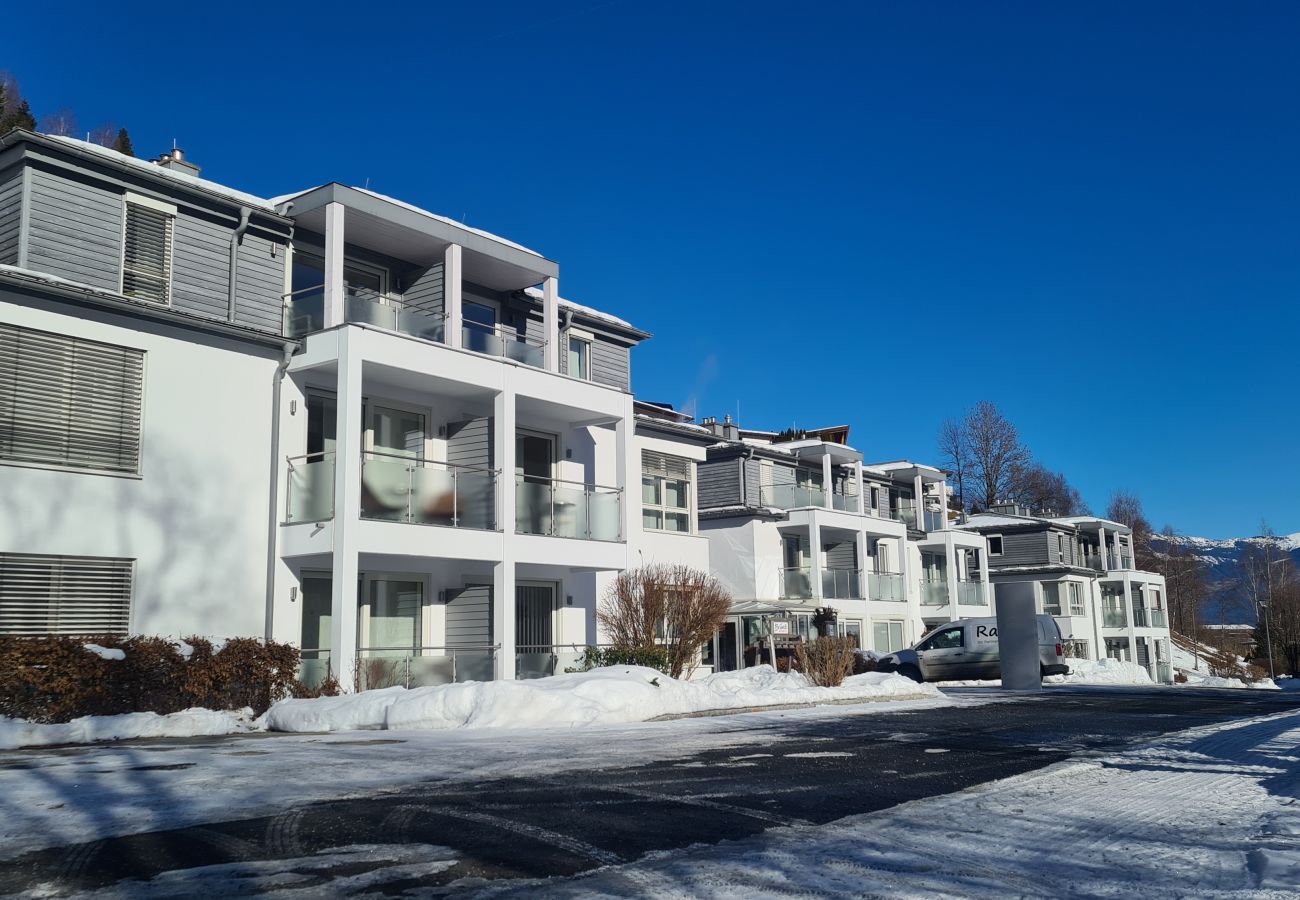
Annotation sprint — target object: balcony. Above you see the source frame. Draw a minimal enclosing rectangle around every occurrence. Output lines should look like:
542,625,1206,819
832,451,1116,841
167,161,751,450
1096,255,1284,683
956,581,987,606
463,322,545,369
1150,609,1168,627
1081,553,1105,572
761,483,825,510
831,491,858,512
283,287,445,343
516,475,622,541
362,452,497,529
780,566,813,600
356,645,497,690
821,567,862,600
1107,550,1134,570
1103,608,1127,628
868,571,905,602
921,578,949,606
923,509,946,531
1132,607,1149,627
286,452,335,522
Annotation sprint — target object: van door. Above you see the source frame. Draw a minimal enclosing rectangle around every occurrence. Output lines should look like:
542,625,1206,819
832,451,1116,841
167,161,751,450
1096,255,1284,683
914,625,967,680
969,622,1001,678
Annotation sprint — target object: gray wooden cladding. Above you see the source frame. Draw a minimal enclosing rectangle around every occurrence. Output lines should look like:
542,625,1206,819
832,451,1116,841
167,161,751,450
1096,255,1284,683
445,584,493,645
0,167,21,265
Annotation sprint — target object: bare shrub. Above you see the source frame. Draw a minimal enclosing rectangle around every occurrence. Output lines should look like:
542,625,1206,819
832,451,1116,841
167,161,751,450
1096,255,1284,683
796,637,858,687
598,564,732,680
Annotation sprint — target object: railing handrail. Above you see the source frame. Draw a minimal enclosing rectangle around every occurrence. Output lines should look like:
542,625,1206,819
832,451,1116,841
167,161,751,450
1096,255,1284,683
363,448,501,477
359,643,500,653
282,285,325,301
287,450,336,467
516,472,623,493
869,570,903,578
465,320,547,347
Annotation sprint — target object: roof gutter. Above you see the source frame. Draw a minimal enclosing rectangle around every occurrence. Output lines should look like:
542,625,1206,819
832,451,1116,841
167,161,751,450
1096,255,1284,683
227,206,252,323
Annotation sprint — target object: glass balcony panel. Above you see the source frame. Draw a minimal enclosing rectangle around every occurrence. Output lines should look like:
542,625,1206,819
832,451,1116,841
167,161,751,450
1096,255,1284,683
516,478,553,535
957,581,987,606
284,288,324,338
516,476,621,541
287,453,335,522
588,489,622,541
1103,609,1127,627
921,580,949,606
868,572,905,601
781,566,813,599
821,568,862,599
360,456,412,522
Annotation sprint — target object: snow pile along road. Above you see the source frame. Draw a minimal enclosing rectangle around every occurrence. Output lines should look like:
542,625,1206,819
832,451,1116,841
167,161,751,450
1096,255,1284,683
0,708,255,750
1046,657,1152,685
1178,671,1279,690
263,665,938,734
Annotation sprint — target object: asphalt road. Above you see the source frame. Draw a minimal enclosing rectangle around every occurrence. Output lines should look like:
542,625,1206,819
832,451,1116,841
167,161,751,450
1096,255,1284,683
3,686,1298,897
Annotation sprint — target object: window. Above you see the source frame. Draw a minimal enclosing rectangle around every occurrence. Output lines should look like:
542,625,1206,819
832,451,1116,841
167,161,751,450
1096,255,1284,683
918,627,963,651
1042,582,1062,615
988,535,1004,556
839,620,863,648
1068,582,1084,616
1055,533,1066,562
121,195,175,305
873,620,906,652
1105,637,1130,662
567,330,592,381
642,451,691,532
0,323,145,474
0,553,133,636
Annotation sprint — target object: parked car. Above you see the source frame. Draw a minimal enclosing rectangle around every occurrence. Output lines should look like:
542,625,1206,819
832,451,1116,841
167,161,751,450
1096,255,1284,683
876,615,1069,682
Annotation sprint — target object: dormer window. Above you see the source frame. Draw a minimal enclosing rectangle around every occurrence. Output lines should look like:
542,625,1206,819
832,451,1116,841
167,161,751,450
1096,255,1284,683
988,535,1004,556
567,328,592,381
121,194,175,306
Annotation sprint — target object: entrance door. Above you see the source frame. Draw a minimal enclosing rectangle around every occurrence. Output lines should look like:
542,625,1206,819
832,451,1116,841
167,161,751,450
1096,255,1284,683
516,582,556,679
362,406,426,520
516,431,556,535
718,620,739,672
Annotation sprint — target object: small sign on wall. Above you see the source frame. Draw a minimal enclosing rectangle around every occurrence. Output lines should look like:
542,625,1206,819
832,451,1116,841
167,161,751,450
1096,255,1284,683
770,619,792,636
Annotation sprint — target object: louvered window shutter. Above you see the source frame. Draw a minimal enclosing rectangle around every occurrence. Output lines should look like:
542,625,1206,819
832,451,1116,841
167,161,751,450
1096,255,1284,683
642,450,691,482
121,202,174,305
0,554,133,636
0,323,145,473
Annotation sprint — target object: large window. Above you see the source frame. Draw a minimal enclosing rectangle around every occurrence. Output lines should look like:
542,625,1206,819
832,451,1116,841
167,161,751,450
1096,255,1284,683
0,553,133,636
1068,582,1085,616
121,195,174,305
0,322,145,474
873,620,906,652
1042,582,1062,615
642,450,691,533
567,331,592,381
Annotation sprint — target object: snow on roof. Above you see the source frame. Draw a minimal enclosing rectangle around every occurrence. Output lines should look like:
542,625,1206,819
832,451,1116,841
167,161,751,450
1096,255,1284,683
44,135,281,211
1052,515,1130,531
351,188,543,258
522,286,637,331
959,513,1056,529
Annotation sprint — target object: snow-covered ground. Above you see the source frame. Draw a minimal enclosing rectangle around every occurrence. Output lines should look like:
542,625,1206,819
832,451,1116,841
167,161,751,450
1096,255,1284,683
0,694,958,861
264,665,938,733
0,708,255,751
937,657,1154,688
485,707,1300,898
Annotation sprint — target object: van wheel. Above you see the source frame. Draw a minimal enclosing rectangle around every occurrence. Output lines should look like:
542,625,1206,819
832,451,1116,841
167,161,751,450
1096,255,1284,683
899,664,924,684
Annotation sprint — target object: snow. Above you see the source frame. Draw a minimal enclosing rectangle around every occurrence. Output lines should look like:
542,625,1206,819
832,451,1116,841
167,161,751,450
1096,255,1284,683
43,135,280,211
263,665,938,734
937,657,1155,688
1179,671,1279,690
0,708,254,750
83,643,125,661
500,708,1300,898
522,285,637,331
346,187,543,257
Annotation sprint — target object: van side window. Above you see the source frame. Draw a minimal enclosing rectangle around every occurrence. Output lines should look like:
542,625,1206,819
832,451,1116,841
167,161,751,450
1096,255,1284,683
920,628,963,651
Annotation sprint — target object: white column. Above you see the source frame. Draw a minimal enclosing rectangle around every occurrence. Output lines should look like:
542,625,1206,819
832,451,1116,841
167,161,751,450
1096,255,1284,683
822,454,833,509
937,478,948,530
543,276,560,372
493,558,516,681
328,329,362,683
855,462,865,514
1090,579,1105,661
323,202,346,328
979,542,991,607
910,475,923,530
444,243,463,350
615,404,633,544
855,529,869,600
808,514,823,600
1123,574,1137,662
1098,526,1108,571
944,532,960,621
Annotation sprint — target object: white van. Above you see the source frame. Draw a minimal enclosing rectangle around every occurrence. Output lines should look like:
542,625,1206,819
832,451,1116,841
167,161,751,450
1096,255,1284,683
877,615,1069,682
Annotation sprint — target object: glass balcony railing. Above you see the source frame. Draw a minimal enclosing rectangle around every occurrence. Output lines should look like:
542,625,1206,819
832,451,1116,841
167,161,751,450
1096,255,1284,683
868,571,905,602
463,323,545,369
296,649,331,688
1150,609,1168,627
780,566,813,600
1103,608,1127,628
356,645,497,690
285,451,335,522
1132,607,1149,627
831,492,857,512
761,483,825,510
923,509,946,531
362,452,497,530
821,567,862,599
956,581,987,606
282,287,446,343
516,475,622,541
921,579,949,606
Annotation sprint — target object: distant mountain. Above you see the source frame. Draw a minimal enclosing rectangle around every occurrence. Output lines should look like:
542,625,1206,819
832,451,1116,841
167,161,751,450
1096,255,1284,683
1151,532,1300,625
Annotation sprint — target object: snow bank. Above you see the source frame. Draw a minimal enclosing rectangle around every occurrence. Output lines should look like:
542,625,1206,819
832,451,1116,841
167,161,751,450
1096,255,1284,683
1046,658,1152,685
0,708,255,750
1176,671,1278,690
263,666,937,734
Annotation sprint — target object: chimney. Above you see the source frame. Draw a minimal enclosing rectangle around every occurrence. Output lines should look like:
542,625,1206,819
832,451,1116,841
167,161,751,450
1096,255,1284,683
721,413,739,442
155,147,200,178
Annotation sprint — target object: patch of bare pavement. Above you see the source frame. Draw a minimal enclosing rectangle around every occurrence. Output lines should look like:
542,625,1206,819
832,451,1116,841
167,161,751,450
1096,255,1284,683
2,686,1297,898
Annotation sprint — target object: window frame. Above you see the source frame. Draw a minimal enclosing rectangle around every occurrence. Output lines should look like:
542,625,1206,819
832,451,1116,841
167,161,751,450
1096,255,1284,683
120,192,177,307
566,327,593,381
641,450,693,534
1068,581,1085,616
987,534,1004,557
1041,581,1063,616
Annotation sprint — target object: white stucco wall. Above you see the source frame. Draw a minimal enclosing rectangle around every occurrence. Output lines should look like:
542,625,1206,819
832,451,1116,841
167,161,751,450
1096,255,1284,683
1,297,280,639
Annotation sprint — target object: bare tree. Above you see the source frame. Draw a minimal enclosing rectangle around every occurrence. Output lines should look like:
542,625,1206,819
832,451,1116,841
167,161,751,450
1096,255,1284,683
1155,526,1208,637
598,564,732,680
89,122,119,147
40,107,78,138
1106,490,1155,570
937,418,970,513
1015,462,1088,516
964,401,1030,512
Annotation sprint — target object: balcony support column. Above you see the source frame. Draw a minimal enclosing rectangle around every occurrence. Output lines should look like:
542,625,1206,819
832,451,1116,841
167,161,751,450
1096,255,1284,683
822,454,833,509
494,388,516,537
979,542,991,607
855,461,865,514
937,478,948,530
808,513,823,601
493,558,516,681
323,202,346,328
913,474,925,530
1098,526,1108,571
543,276,560,372
1123,574,1137,662
328,329,362,684
615,400,633,543
445,243,463,350
855,529,869,600
944,532,960,621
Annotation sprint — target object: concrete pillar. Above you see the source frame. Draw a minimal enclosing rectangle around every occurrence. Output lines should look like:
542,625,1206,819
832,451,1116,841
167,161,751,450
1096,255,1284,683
855,462,865,514
444,243,463,350
808,513,823,600
855,529,869,600
543,276,560,372
1123,574,1137,662
615,404,632,544
1098,527,1108,571
1090,579,1105,661
323,202,346,328
494,388,516,537
944,532,960,621
913,474,925,530
328,329,362,683
493,558,516,680
822,454,833,509
937,478,948,530
979,542,991,607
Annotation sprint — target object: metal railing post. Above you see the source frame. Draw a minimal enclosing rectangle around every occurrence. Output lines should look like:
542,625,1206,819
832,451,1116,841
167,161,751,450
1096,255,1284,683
452,465,459,527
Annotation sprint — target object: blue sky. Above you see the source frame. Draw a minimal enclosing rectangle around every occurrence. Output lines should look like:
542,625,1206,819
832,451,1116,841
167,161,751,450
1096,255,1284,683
6,2,1298,538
